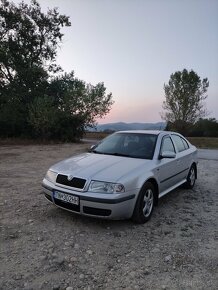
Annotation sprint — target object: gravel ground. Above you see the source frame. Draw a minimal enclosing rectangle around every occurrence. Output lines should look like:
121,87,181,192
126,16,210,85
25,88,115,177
0,144,218,290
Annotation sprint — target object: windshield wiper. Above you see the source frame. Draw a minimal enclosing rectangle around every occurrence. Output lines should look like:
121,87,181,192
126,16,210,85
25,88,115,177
92,151,134,158
109,152,132,157
92,150,104,154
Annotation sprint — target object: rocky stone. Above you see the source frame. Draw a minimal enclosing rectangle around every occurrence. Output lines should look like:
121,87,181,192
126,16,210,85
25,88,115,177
14,274,22,280
79,274,85,280
54,255,65,265
70,257,78,262
39,255,47,261
86,250,93,255
164,255,172,262
143,269,150,275
129,271,135,278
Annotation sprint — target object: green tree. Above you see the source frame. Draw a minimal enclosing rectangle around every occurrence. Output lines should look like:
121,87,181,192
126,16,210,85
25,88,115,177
0,0,70,85
0,0,70,136
48,72,113,127
28,96,58,139
29,71,113,140
28,95,86,140
0,0,114,140
161,69,209,135
189,118,218,137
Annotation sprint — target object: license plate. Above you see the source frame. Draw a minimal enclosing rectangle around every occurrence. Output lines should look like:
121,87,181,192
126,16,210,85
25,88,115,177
54,191,79,205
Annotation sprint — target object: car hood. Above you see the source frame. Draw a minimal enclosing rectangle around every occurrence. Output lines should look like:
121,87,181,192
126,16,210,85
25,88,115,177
50,152,150,183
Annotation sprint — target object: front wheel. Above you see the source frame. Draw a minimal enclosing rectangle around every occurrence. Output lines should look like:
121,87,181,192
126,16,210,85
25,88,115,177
185,165,196,189
132,182,155,224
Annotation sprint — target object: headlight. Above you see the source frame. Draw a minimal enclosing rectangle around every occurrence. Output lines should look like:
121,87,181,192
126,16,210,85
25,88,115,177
88,181,125,194
45,170,57,183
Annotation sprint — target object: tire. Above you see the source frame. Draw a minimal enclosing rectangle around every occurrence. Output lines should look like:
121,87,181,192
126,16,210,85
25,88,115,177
132,182,155,224
185,165,196,189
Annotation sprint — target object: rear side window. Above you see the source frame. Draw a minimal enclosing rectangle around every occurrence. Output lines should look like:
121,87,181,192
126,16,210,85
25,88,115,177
171,135,189,152
181,138,189,150
161,136,175,154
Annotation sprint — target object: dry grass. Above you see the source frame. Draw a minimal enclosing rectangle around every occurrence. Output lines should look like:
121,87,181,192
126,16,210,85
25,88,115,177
187,137,218,149
0,138,82,146
84,132,110,140
1,135,217,149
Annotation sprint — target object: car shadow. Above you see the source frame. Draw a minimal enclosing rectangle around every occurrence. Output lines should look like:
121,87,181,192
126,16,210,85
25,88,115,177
45,203,134,231
44,184,197,231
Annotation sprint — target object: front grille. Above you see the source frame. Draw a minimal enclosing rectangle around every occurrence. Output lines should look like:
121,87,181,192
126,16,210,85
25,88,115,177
83,206,111,216
56,174,86,189
54,198,80,212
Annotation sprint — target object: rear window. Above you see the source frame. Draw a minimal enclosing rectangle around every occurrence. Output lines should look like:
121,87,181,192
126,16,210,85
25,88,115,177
161,136,175,154
181,138,189,150
171,135,189,152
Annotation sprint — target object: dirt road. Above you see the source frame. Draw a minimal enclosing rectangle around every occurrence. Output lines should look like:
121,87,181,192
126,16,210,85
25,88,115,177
0,144,217,290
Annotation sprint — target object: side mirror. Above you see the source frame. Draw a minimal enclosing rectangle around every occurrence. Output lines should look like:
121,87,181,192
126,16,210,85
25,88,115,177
159,151,176,159
88,144,96,152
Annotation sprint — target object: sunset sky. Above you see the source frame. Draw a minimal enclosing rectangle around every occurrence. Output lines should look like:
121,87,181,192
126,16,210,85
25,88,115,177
14,0,218,124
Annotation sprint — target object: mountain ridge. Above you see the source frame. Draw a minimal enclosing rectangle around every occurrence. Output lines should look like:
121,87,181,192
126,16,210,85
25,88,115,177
88,122,166,132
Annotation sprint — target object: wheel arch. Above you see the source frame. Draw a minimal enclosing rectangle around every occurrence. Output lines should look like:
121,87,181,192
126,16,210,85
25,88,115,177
190,162,197,179
131,177,159,223
142,177,159,206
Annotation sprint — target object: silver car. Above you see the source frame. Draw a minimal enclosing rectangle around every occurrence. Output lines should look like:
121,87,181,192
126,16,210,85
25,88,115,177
42,130,198,223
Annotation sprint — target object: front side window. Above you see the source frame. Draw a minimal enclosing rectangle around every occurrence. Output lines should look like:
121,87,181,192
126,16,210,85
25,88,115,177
92,133,157,159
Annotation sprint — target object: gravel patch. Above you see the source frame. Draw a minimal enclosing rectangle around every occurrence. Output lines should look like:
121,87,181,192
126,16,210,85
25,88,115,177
0,144,217,290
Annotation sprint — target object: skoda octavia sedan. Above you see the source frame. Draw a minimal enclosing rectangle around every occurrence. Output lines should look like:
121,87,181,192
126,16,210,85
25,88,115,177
42,131,198,223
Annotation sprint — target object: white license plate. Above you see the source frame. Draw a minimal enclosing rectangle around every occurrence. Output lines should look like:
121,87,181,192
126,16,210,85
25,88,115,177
54,191,79,205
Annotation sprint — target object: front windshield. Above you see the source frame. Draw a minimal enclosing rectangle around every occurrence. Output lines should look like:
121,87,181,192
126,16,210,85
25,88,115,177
92,133,157,159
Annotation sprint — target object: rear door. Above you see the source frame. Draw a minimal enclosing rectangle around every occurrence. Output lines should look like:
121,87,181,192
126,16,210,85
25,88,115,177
171,134,190,181
156,135,181,193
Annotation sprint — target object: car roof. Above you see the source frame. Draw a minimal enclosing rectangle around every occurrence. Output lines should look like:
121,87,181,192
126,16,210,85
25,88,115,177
115,130,182,137
116,130,163,135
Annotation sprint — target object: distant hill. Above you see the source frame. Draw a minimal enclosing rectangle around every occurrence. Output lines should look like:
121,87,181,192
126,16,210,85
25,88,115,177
88,122,166,132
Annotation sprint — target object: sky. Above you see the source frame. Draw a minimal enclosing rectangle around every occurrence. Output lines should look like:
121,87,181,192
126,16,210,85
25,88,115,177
14,0,218,124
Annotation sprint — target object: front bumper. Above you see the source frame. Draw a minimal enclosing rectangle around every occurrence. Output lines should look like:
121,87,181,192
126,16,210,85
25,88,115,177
42,179,138,220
